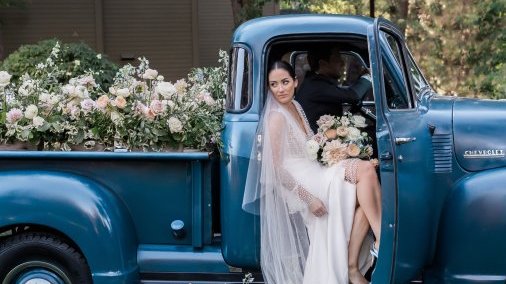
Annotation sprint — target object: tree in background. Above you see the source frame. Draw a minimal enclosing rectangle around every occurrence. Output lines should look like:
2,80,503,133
405,0,505,98
231,0,505,98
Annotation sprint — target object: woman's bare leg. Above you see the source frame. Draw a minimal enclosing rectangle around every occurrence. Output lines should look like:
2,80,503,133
356,160,382,249
348,206,370,284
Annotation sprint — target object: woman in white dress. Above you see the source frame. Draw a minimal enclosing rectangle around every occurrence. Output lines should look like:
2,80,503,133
243,61,382,284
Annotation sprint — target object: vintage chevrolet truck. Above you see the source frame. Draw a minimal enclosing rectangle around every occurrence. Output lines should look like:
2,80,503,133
1,14,505,284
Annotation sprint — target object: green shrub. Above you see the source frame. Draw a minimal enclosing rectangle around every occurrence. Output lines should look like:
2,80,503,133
0,39,118,90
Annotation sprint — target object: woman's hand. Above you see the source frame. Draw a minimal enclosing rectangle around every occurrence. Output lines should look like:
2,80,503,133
309,198,328,217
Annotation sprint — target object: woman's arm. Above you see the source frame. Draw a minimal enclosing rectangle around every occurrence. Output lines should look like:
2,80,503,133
268,111,327,216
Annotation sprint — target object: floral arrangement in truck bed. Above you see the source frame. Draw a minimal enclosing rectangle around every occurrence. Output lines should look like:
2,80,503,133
0,42,227,152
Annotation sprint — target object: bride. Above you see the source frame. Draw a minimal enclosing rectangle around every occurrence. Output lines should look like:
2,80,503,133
243,60,382,284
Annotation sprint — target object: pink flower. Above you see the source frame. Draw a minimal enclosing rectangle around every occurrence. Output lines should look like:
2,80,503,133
115,96,127,109
143,107,156,120
150,100,165,114
80,99,96,113
96,95,110,109
6,108,23,124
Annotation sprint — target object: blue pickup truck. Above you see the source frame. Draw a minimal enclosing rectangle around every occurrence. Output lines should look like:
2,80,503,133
1,15,505,284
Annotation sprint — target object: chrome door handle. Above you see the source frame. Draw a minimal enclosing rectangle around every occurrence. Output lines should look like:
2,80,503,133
395,137,416,145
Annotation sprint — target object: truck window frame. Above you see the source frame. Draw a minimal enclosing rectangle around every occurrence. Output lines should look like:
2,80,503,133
404,48,431,100
226,45,253,113
379,28,417,111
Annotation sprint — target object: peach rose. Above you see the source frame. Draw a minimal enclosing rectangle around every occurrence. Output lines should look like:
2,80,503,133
324,129,338,139
96,95,110,109
347,143,361,157
335,126,349,137
115,96,127,109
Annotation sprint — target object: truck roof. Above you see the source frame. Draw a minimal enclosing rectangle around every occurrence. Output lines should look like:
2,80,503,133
232,14,374,44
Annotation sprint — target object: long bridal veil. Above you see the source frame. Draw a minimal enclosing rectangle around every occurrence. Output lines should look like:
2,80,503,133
243,93,310,284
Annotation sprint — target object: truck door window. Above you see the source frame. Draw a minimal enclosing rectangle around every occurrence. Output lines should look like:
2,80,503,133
406,51,428,98
226,47,251,112
380,31,413,110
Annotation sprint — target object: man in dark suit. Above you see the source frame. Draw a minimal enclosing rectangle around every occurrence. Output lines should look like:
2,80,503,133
295,45,372,133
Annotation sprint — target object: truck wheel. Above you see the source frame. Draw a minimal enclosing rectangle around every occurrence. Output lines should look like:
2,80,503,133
0,232,92,284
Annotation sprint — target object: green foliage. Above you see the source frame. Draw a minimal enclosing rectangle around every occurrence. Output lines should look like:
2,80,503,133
0,39,118,91
405,0,505,98
281,0,366,14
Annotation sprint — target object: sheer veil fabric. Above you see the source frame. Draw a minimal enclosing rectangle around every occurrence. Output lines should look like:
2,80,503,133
243,92,372,284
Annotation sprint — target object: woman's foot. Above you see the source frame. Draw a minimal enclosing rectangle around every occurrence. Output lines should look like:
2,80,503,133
349,268,369,284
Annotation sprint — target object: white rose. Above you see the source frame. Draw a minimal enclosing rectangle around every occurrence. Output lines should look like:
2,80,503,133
351,115,367,128
39,92,51,103
0,71,12,87
24,104,38,119
306,140,320,160
32,116,45,128
116,88,130,98
168,117,183,133
142,68,158,80
109,87,117,95
157,75,164,81
347,127,362,141
155,82,176,99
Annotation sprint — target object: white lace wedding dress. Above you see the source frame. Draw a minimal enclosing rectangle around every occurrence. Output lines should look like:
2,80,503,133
243,94,371,284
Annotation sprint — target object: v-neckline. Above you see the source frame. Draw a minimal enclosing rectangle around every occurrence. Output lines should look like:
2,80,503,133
290,101,313,138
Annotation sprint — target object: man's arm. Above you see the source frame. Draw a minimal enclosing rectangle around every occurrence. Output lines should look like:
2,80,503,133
311,76,371,105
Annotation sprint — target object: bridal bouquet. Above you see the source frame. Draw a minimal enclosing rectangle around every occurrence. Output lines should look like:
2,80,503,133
306,112,374,167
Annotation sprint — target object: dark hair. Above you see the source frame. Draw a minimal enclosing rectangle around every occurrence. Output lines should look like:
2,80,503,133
268,60,296,80
307,44,340,71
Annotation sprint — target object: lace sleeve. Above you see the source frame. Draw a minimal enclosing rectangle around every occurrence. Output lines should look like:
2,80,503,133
268,111,315,206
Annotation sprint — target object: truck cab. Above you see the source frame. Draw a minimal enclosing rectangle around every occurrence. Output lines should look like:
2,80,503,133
222,15,506,283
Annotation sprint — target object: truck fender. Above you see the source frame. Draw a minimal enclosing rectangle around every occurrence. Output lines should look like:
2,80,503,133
0,170,138,284
434,168,506,281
